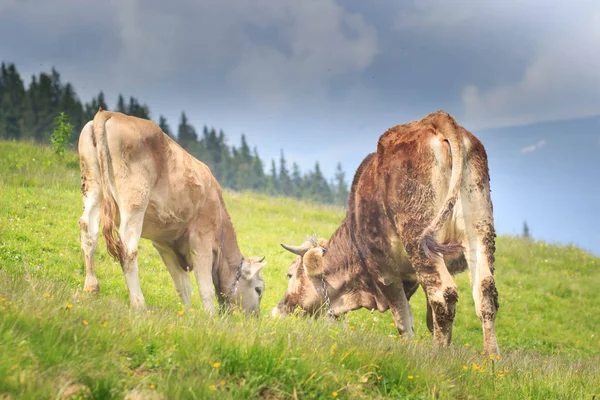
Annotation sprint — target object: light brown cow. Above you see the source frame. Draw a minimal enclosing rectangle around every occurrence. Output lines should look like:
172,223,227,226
273,111,499,355
78,109,266,315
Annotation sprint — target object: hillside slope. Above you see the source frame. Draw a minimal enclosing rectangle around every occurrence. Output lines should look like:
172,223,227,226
1,140,598,399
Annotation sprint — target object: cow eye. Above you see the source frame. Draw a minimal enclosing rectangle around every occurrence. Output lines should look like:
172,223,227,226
287,273,292,279
255,287,263,297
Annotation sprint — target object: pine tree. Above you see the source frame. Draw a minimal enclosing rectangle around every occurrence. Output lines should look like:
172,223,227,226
333,162,349,206
61,83,83,140
268,159,279,195
278,149,292,196
522,221,531,240
234,134,254,190
97,91,108,111
0,63,26,140
305,162,333,204
291,162,303,198
251,147,266,191
117,94,127,113
127,96,150,119
158,115,172,137
22,75,40,141
177,111,197,149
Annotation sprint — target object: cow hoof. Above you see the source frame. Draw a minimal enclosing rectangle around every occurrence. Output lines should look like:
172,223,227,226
83,278,100,294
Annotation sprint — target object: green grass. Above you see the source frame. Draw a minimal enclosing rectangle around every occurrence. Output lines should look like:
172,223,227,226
1,139,599,399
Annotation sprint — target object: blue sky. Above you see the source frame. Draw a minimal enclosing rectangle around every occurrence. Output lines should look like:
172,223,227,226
1,0,599,254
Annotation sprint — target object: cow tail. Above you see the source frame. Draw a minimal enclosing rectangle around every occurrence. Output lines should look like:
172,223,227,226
419,111,465,258
93,108,124,263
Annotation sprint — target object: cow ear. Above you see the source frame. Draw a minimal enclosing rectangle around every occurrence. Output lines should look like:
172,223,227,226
242,258,266,279
302,248,324,276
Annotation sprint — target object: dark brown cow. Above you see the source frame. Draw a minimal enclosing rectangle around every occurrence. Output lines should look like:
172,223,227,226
272,111,499,355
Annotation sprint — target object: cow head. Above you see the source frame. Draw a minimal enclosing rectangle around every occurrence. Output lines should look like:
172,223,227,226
229,256,266,316
271,236,334,318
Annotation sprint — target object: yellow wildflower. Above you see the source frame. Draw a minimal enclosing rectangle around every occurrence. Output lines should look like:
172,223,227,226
103,321,108,327
209,385,216,391
66,304,73,309
149,384,156,389
219,380,225,386
44,293,51,298
332,392,338,397
83,320,88,325
178,310,184,316
213,362,221,368
464,343,470,347
463,365,468,370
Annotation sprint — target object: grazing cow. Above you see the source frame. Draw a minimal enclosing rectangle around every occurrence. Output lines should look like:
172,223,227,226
78,108,266,315
273,111,499,355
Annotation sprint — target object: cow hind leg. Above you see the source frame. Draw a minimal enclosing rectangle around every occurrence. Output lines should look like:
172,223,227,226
460,166,500,355
153,242,193,308
463,228,499,355
79,170,102,294
118,209,146,309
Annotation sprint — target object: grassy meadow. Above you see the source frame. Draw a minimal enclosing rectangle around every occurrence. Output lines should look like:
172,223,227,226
0,140,599,399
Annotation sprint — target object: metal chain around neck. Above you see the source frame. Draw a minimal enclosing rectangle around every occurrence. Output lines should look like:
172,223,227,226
231,256,244,295
320,272,337,318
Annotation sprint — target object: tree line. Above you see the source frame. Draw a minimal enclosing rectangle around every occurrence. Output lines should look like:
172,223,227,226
0,62,349,205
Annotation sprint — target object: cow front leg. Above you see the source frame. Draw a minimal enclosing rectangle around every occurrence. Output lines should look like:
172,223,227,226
118,210,146,309
423,289,434,334
190,234,216,315
379,281,414,339
153,242,193,308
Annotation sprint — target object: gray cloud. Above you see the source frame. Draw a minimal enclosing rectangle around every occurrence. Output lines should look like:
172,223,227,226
1,0,379,115
393,0,600,129
458,2,600,129
2,0,600,178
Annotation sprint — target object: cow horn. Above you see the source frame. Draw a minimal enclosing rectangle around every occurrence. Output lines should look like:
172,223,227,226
280,243,311,256
257,255,265,263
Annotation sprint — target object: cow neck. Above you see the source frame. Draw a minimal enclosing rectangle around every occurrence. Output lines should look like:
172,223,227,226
319,221,386,316
215,195,244,296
